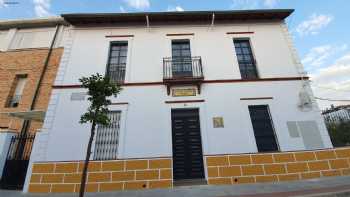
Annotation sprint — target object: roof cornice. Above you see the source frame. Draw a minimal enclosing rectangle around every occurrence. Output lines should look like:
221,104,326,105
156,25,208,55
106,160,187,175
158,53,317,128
62,9,294,27
0,17,69,30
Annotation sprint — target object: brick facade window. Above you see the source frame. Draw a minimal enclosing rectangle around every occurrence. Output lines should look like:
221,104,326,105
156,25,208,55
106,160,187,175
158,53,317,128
6,74,27,108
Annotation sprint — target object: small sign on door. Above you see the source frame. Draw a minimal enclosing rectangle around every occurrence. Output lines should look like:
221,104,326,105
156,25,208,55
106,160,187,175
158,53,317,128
213,117,224,128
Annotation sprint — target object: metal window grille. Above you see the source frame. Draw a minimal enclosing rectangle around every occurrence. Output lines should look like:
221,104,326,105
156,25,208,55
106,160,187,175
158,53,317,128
93,111,121,160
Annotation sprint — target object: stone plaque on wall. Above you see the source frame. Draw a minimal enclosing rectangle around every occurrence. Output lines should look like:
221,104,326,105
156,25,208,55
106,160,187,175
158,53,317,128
172,88,196,97
213,117,224,128
70,92,86,101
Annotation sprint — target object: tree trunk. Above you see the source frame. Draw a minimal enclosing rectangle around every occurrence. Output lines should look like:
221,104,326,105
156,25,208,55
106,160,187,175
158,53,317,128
79,121,96,197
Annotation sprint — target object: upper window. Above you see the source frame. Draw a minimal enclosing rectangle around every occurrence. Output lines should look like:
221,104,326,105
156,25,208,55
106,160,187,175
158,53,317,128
233,39,258,79
171,39,192,77
106,42,128,83
6,75,27,108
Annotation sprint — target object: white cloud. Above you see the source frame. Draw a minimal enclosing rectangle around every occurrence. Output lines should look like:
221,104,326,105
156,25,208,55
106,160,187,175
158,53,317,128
312,53,350,84
0,0,8,8
302,44,347,70
119,6,126,13
231,0,279,9
33,0,52,17
310,52,350,109
231,0,259,9
167,5,184,12
124,0,150,10
296,14,333,36
263,0,280,8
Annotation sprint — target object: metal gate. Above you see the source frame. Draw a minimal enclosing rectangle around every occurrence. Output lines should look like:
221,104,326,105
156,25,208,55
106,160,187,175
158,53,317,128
0,134,35,189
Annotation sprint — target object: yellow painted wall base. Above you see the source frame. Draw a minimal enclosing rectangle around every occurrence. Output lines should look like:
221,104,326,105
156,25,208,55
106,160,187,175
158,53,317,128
28,158,172,193
28,147,350,193
206,147,350,185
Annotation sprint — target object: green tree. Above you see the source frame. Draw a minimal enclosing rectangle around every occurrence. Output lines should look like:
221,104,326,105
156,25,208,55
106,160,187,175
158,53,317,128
327,120,350,147
78,73,121,197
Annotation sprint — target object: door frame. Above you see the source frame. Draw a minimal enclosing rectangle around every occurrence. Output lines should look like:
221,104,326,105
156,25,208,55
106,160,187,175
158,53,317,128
169,106,207,181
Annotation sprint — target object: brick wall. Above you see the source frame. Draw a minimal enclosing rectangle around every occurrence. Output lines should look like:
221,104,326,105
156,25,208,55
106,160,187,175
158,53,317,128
0,48,63,133
28,158,173,193
206,147,350,185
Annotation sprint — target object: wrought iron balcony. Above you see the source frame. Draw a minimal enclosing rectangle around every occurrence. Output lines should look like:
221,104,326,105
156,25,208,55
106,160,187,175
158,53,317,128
163,56,204,95
163,56,204,80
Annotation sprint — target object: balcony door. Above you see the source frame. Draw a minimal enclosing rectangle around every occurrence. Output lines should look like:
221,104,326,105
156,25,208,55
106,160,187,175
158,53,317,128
172,39,192,78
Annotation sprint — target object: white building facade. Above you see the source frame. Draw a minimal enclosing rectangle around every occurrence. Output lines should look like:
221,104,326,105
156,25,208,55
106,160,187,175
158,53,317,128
25,10,344,193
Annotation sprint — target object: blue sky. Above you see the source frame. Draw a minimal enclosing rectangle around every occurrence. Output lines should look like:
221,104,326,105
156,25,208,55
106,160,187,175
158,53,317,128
1,0,349,109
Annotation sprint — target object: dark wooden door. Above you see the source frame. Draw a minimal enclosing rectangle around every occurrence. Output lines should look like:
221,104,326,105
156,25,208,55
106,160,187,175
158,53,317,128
171,109,204,180
248,105,279,152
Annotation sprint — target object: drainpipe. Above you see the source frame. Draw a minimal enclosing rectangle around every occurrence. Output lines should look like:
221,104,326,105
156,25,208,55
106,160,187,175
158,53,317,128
17,25,61,158
30,25,61,111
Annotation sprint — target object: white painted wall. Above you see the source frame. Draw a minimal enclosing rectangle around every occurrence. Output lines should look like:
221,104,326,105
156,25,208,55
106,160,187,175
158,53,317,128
41,80,331,162
61,22,298,85
35,22,332,162
21,20,334,192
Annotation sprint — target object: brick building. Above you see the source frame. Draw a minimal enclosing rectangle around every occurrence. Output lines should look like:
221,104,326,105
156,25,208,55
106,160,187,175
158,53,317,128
0,18,67,134
0,17,68,189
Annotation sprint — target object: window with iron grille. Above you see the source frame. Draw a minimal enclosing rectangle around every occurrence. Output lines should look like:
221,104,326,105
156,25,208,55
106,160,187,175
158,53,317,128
93,111,121,160
233,39,258,79
106,42,128,83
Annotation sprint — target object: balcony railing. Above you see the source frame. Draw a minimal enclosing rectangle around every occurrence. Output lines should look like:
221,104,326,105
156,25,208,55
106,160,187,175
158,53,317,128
106,64,126,83
163,56,204,80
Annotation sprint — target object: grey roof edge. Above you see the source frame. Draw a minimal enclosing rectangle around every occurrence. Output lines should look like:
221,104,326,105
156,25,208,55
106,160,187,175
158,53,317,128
0,9,294,30
0,16,69,30
61,9,294,26
61,9,294,18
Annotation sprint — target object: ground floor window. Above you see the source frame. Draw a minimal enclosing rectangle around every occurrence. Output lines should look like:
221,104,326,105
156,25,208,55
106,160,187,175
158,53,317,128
248,105,279,152
93,111,121,160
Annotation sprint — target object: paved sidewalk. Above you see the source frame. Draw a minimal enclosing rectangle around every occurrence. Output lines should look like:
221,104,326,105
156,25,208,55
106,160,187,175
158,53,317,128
1,176,350,197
